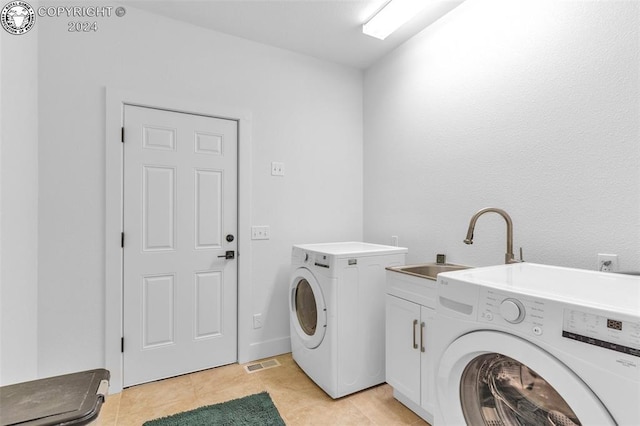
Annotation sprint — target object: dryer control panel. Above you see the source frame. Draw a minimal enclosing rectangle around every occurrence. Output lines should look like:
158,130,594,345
311,253,330,268
478,288,546,337
562,309,640,357
298,250,331,269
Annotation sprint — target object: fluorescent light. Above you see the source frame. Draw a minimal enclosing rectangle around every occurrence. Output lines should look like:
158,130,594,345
363,0,430,40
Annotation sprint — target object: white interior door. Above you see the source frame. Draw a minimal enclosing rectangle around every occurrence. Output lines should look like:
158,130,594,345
122,105,238,386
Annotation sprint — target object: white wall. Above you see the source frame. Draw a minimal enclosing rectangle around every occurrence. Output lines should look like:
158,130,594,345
364,0,640,271
37,5,362,377
12,0,636,385
0,27,39,384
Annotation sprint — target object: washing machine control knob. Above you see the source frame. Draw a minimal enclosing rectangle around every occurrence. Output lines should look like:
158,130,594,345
499,298,525,324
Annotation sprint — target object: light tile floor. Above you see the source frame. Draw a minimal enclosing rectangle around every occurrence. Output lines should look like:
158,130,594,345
96,353,429,425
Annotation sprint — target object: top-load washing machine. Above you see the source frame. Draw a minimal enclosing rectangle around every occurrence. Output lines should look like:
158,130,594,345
289,242,407,398
431,263,640,426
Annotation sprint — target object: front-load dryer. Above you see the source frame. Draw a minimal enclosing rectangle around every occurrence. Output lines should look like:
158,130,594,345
431,263,640,426
289,242,407,398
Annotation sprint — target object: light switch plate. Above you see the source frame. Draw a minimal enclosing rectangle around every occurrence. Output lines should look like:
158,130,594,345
251,226,270,240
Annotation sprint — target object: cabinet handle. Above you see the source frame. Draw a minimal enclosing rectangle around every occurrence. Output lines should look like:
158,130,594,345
412,319,418,349
420,322,426,353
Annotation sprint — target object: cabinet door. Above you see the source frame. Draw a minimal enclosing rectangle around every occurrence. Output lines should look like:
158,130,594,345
420,305,435,413
386,295,421,404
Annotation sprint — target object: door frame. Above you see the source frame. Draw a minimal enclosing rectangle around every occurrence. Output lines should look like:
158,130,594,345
105,88,252,393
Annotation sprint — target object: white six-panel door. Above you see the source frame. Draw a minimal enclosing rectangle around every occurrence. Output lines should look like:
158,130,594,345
122,105,237,386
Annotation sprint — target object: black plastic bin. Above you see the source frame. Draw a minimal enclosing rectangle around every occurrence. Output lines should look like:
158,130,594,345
0,369,109,426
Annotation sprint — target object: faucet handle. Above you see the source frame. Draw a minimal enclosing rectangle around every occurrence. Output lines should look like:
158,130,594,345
506,247,525,264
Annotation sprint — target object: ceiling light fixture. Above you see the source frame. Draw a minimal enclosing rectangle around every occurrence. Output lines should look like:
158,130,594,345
362,0,430,40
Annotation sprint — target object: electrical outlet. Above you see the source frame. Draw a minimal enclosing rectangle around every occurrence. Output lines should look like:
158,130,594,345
391,236,399,247
597,254,618,272
251,226,270,240
253,314,263,329
271,162,285,176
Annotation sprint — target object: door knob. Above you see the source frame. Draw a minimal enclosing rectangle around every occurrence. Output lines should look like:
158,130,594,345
218,250,235,260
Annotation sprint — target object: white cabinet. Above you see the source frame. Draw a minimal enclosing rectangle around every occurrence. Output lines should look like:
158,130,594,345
385,270,437,424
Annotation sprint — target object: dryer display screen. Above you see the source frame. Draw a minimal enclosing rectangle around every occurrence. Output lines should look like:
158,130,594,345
607,319,623,331
563,309,640,357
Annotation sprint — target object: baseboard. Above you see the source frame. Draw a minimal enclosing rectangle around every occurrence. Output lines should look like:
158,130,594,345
239,336,291,364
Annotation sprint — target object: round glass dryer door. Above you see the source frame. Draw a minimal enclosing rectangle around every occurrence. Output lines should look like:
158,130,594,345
289,268,327,349
436,331,615,426
461,353,580,426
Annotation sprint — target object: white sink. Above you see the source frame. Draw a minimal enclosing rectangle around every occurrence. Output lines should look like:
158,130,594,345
438,263,640,314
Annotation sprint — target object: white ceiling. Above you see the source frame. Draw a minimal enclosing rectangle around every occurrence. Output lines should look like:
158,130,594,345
127,0,463,69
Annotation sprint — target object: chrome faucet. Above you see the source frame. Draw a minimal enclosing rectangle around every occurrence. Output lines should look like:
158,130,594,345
464,207,523,264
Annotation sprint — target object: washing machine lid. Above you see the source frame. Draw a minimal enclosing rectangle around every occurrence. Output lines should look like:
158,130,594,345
436,330,615,426
293,242,407,257
439,263,640,315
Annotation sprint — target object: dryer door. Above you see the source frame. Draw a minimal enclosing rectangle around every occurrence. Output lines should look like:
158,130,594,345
436,331,615,426
290,267,327,349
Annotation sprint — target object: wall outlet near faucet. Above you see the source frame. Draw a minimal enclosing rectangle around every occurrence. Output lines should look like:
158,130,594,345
597,253,618,272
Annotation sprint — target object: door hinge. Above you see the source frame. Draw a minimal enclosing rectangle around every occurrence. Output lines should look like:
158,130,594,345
121,337,124,353
121,232,124,248
121,127,125,143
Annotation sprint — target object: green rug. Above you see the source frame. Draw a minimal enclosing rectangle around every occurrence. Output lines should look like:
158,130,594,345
143,392,285,426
